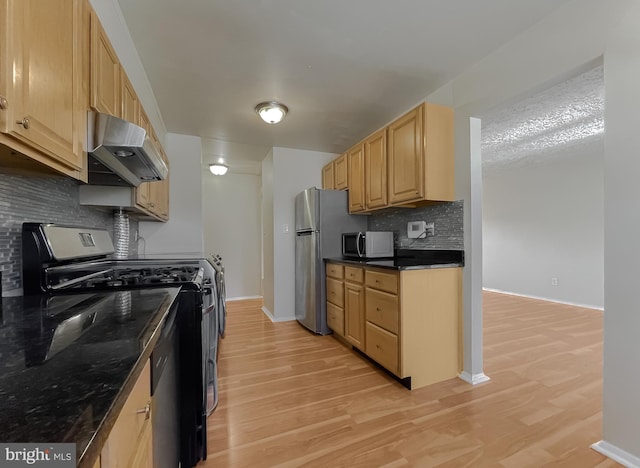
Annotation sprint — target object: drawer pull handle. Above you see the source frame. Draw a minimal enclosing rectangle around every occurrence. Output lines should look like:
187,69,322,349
136,402,151,420
376,344,381,349
376,307,381,311
16,117,30,129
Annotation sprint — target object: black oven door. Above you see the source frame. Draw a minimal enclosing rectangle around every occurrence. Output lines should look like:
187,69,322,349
177,290,207,466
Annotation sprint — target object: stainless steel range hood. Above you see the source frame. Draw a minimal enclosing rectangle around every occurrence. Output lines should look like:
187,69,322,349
87,112,168,187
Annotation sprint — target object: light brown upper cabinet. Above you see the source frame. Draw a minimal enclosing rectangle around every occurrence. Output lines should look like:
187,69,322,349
322,161,334,189
364,128,387,210
147,132,169,220
90,10,120,117
134,109,152,209
0,0,87,179
347,143,365,213
334,153,348,190
120,71,140,124
388,102,454,205
323,152,348,191
387,105,423,204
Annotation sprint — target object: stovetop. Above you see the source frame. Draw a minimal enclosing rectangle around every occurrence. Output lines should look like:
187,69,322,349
42,260,208,293
63,265,201,289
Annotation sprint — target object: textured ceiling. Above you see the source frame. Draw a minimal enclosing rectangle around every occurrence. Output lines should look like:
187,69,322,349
481,65,604,173
117,0,573,162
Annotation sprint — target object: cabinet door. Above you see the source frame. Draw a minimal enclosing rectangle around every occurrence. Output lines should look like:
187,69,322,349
347,144,365,213
345,282,365,350
121,71,140,125
424,102,455,201
388,105,424,204
149,148,169,220
364,128,387,209
2,0,84,172
135,109,151,208
334,153,348,190
101,361,152,468
90,11,120,117
326,302,345,336
322,161,334,189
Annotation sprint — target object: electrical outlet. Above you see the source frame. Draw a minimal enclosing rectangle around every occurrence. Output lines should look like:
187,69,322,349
551,277,559,286
425,222,435,236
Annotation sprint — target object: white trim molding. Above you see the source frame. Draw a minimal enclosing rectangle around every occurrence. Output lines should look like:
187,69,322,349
591,440,640,468
260,307,296,323
227,295,263,301
458,371,491,385
483,288,604,311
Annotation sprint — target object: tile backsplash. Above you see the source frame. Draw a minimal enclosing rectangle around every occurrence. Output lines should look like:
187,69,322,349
0,174,138,293
368,200,463,250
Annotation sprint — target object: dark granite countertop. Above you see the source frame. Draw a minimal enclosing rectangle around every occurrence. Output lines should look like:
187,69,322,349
325,249,464,270
0,287,181,468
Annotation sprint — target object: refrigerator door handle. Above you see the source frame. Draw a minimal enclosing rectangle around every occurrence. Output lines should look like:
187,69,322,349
356,232,363,258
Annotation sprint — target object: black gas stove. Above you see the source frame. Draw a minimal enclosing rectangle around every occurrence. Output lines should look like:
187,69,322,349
20,222,220,467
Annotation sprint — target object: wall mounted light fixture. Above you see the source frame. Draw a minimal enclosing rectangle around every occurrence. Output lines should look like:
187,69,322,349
255,101,289,124
209,163,229,175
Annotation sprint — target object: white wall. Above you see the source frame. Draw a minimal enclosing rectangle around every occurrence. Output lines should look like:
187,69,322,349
425,0,633,387
203,172,261,299
261,151,275,314
601,3,640,462
139,133,204,254
269,148,336,321
483,146,604,309
423,0,638,461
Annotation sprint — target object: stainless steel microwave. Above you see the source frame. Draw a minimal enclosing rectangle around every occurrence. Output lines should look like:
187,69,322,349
342,231,394,259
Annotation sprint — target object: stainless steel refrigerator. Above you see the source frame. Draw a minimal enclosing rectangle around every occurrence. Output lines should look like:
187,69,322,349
295,187,367,334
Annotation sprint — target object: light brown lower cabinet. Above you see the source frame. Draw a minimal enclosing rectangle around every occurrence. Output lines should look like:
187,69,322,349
326,301,345,336
100,360,153,468
343,266,365,350
326,262,461,389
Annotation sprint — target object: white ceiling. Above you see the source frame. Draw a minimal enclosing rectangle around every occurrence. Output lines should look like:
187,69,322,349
481,64,604,174
118,0,574,164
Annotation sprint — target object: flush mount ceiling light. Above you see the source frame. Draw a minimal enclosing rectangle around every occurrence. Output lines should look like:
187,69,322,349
209,163,229,176
255,101,289,124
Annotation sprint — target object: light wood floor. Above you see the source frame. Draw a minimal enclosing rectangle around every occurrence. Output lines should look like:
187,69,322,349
204,292,618,467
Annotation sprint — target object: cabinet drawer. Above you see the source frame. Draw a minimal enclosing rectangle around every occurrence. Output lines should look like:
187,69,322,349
344,266,364,283
326,263,344,280
326,302,344,336
365,287,399,334
365,322,399,375
326,277,344,307
365,269,398,294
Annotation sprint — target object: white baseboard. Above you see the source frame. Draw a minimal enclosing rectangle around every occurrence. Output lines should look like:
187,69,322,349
260,306,296,323
458,371,491,385
483,288,604,311
227,295,262,302
591,440,640,467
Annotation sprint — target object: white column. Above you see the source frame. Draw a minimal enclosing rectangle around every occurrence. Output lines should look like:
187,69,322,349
592,3,640,465
456,114,489,385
